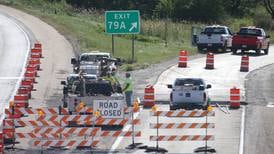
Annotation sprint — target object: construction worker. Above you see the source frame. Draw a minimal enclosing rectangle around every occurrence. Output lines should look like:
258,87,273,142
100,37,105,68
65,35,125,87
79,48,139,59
123,72,133,107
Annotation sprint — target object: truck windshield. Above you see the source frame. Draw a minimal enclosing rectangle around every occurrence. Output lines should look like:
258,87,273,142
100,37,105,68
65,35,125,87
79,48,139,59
80,55,109,62
238,28,262,36
175,79,204,86
204,27,226,34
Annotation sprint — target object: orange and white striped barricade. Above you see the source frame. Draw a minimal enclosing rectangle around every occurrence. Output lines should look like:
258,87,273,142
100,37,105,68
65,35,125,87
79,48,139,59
205,52,214,69
28,58,41,70
240,55,249,72
4,119,65,127
150,135,214,141
32,127,100,136
143,85,155,108
99,131,141,137
37,115,140,126
178,50,188,68
24,71,36,83
13,94,29,108
5,107,69,116
32,140,99,149
151,110,215,117
230,87,240,108
150,123,215,129
5,133,66,139
17,87,31,99
0,132,3,152
2,119,15,144
20,79,34,92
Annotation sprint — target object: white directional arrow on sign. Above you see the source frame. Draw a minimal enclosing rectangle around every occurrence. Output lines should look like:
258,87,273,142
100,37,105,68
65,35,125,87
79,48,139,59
129,22,137,32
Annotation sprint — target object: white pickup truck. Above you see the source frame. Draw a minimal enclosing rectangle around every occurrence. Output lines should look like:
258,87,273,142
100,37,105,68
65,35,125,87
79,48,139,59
197,25,233,52
167,78,211,110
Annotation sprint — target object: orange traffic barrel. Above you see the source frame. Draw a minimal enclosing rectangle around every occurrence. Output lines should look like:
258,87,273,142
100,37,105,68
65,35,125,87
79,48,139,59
14,94,29,108
0,132,3,152
178,50,188,68
24,71,36,83
240,55,249,72
21,79,34,91
205,52,214,69
143,85,155,108
32,42,42,58
17,87,31,99
230,87,240,108
28,58,41,70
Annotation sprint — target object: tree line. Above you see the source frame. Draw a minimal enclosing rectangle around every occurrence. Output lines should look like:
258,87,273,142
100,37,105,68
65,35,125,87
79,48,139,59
49,0,274,22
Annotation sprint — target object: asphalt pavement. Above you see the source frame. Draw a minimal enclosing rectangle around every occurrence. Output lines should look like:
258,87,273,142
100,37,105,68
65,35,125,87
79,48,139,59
0,12,30,121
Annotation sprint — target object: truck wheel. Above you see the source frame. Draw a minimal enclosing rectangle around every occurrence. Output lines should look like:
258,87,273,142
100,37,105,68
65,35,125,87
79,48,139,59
222,42,227,52
264,45,269,55
197,46,204,53
232,48,237,54
169,105,176,110
256,49,261,55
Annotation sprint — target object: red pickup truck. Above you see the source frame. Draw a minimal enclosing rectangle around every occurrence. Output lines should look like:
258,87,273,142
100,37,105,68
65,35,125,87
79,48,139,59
232,27,270,55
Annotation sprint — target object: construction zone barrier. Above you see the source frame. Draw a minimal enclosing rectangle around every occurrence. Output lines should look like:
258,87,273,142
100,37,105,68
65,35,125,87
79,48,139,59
20,79,34,92
178,50,188,68
230,87,240,108
240,55,249,72
5,107,69,116
2,119,15,144
205,52,214,69
150,135,214,141
151,110,215,117
150,123,215,129
148,106,215,152
32,140,99,148
143,85,155,108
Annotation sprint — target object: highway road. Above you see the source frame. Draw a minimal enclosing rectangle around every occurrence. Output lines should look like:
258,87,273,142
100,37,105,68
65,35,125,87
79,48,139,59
0,12,30,121
1,4,274,154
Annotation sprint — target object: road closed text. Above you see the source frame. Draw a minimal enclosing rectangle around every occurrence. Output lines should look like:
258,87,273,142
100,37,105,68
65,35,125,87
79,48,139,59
93,100,124,119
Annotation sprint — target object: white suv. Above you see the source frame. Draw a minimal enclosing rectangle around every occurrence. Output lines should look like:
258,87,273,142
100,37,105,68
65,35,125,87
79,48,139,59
197,25,233,52
167,78,211,110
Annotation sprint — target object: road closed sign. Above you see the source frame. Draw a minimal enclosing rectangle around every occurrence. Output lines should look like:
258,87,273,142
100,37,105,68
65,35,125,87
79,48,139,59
93,99,124,119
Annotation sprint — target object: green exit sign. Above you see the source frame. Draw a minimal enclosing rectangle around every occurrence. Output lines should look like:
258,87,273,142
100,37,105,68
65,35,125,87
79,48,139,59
105,10,140,34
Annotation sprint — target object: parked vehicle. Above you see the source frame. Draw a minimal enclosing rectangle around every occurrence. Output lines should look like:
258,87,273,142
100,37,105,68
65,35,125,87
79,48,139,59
232,27,270,55
197,25,233,52
71,51,119,77
167,78,211,110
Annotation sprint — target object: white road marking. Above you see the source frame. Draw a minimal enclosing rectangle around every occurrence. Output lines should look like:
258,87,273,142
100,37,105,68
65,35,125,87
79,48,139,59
0,77,22,80
108,107,142,153
0,15,31,122
239,106,246,154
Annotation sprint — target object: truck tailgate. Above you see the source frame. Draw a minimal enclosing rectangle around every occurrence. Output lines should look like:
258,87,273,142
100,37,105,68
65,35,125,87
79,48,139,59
173,87,204,103
198,34,222,44
233,35,257,45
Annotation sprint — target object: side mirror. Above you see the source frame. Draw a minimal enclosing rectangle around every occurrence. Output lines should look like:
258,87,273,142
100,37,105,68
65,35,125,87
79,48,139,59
167,84,173,89
71,58,77,65
266,35,270,38
61,81,66,85
199,85,205,90
206,84,212,89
